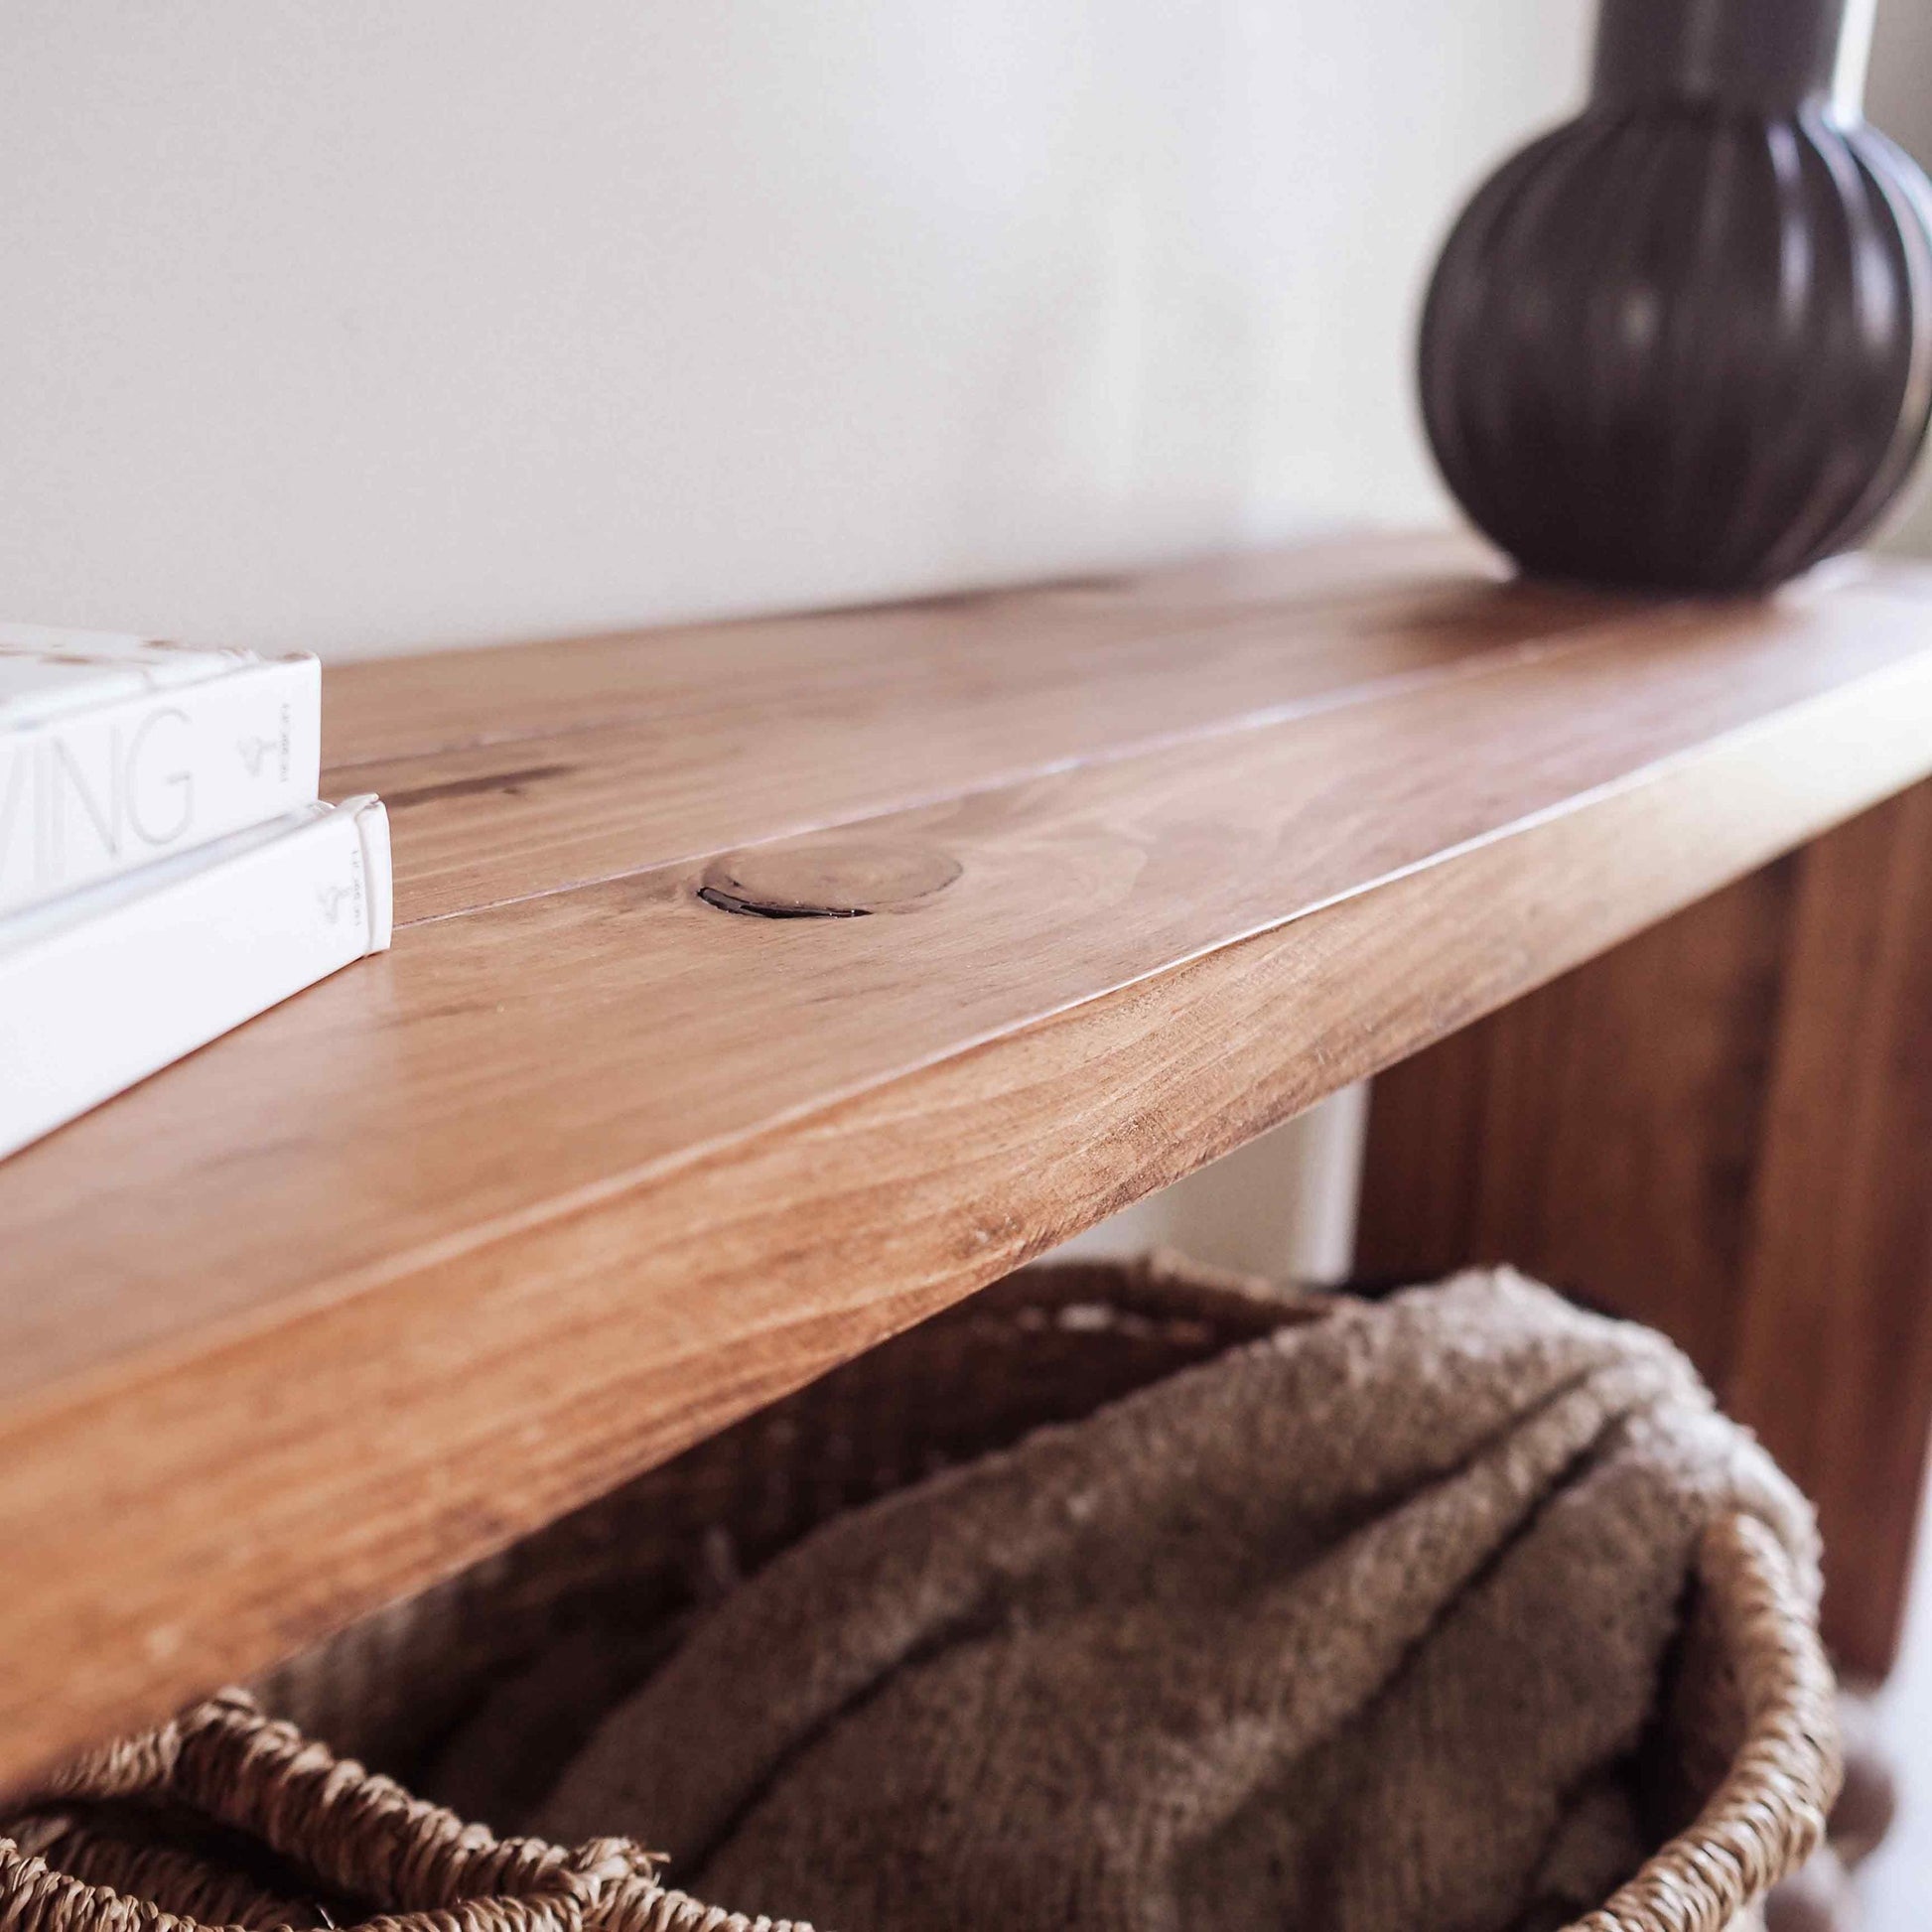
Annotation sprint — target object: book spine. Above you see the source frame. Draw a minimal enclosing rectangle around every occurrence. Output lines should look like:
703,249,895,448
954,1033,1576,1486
0,796,391,1161
0,654,322,915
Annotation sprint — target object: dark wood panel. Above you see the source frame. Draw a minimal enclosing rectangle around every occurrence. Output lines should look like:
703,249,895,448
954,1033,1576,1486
1358,861,1795,1378
1360,781,1932,1677
1728,783,1932,1676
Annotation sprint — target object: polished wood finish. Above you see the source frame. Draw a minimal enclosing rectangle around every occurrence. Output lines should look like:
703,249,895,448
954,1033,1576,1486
1358,780,1932,1677
6,533,1932,1789
327,532,1631,926
1731,782,1932,1675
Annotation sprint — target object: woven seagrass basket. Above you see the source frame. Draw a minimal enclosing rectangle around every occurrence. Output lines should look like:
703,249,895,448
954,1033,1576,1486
0,1259,1839,1932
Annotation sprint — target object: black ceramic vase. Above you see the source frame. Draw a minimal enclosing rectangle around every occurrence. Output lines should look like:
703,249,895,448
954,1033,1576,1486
1420,0,1932,591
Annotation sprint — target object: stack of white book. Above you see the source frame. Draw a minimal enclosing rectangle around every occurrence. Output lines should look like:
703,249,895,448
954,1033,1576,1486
0,623,392,1160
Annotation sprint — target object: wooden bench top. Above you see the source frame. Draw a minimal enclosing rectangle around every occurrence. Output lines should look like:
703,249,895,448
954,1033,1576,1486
6,527,1932,1788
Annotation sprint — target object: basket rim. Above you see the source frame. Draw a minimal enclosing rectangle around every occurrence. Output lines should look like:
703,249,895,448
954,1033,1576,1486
1566,1508,1840,1932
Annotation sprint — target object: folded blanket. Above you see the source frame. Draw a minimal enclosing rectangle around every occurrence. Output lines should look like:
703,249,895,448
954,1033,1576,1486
533,1269,1817,1932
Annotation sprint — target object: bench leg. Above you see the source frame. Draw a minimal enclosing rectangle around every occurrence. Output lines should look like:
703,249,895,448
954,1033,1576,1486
1356,780,1932,1679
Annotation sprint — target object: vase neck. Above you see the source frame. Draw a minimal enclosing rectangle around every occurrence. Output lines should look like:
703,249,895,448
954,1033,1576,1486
1591,0,1873,116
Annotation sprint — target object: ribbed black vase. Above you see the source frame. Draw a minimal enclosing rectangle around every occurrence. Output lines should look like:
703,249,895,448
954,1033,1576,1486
1420,0,1932,592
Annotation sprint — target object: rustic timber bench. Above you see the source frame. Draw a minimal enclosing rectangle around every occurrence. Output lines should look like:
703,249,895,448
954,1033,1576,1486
3,527,1928,1792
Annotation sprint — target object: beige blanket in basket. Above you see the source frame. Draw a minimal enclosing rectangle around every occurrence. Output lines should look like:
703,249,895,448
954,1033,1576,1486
533,1269,1818,1932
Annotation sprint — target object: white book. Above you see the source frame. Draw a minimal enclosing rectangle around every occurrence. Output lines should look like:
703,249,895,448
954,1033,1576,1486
0,622,322,915
0,794,392,1160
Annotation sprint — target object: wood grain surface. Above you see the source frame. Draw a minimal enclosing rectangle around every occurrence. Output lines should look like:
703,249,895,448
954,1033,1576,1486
1359,780,1932,1677
5,531,1932,1789
328,534,1637,925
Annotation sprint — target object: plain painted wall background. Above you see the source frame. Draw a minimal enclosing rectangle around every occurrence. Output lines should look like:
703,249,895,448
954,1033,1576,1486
1868,1,1932,556
0,1,1592,657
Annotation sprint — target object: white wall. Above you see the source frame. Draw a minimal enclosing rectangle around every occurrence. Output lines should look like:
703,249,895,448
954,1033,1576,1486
1867,0,1932,557
0,1,1589,658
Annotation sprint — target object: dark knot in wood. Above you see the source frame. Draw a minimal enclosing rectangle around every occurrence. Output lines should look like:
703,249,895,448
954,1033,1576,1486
699,839,962,918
